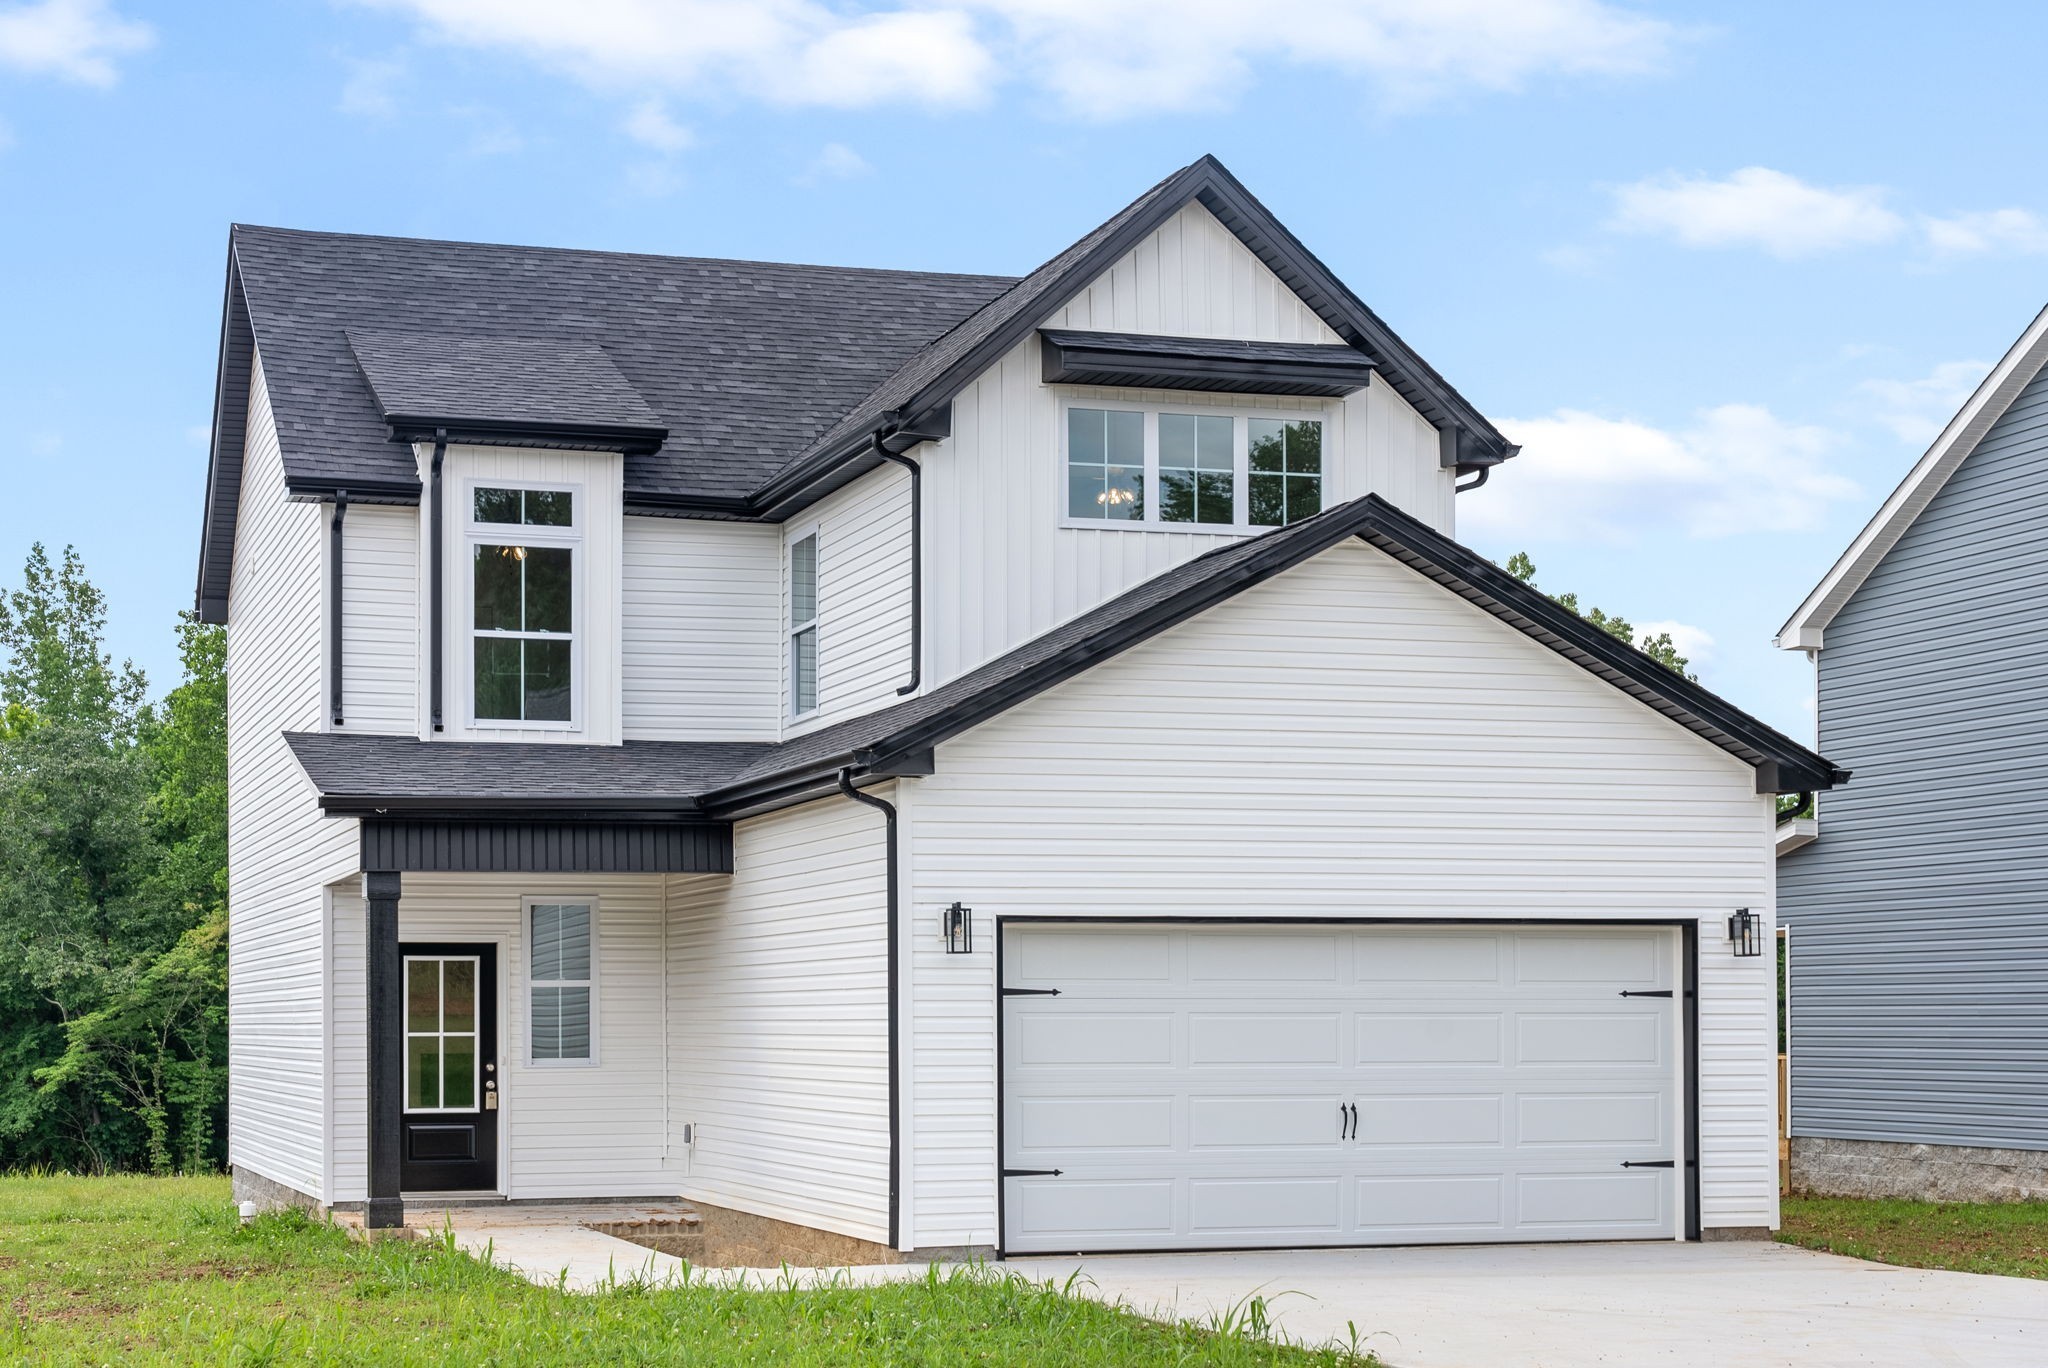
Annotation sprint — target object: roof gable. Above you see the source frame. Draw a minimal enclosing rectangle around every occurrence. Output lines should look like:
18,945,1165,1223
1779,303,2048,649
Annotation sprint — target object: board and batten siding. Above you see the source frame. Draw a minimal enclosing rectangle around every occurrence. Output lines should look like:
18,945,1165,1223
227,354,360,1200
1780,362,2048,1151
329,873,675,1200
784,464,914,737
334,503,418,734
666,796,892,1244
923,200,1451,692
621,516,781,741
901,538,1778,1247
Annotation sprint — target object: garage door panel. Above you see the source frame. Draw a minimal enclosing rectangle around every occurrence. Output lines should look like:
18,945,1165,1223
1190,1177,1343,1236
1189,932,1340,983
1012,1095,1175,1152
1355,1094,1502,1147
1189,1094,1348,1149
1189,1012,1341,1066
1517,1092,1665,1147
1003,924,1681,1253
1356,1012,1504,1065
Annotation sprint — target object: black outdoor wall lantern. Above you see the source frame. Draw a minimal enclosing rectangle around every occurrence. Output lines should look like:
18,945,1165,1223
1728,908,1763,957
943,902,973,955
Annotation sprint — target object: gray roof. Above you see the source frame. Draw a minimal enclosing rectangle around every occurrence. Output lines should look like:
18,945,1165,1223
285,493,1842,823
345,330,666,437
231,224,1014,502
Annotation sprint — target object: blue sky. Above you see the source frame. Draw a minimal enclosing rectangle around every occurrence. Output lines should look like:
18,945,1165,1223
4,1,2047,739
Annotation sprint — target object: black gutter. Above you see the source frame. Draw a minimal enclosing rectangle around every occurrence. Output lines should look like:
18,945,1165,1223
329,491,348,726
429,432,446,733
386,415,667,455
870,433,923,696
1775,792,1814,824
836,767,903,1251
1454,466,1489,493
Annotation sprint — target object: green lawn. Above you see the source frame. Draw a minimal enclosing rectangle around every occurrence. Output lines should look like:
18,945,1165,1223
1779,1195,2048,1279
0,1174,1376,1366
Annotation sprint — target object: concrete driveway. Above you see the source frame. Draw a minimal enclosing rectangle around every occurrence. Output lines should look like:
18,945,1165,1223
1007,1239,2048,1368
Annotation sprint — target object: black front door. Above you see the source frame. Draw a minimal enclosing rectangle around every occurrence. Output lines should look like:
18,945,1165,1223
400,943,498,1193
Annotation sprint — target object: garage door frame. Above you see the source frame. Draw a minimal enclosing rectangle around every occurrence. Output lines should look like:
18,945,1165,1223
994,916,1701,1256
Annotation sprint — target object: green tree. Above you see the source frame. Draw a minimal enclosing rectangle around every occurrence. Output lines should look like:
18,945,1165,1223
1505,551,1696,680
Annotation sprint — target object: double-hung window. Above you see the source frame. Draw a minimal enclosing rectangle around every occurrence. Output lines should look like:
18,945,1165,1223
788,533,819,716
528,900,595,1064
470,486,578,726
1064,405,1324,529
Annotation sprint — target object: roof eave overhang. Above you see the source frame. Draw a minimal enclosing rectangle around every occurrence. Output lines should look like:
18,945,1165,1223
385,415,669,455
317,793,713,820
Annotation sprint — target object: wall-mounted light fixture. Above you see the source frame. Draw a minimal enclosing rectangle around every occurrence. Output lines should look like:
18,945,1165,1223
943,902,972,955
1728,908,1762,958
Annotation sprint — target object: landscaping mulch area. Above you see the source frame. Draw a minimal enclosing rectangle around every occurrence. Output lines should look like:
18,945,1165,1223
0,1174,1376,1366
1779,1195,2048,1279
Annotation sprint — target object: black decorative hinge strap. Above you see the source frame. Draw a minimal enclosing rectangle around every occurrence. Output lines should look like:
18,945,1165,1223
1002,1168,1063,1178
1001,987,1061,997
1618,990,1674,998
1621,1160,1676,1169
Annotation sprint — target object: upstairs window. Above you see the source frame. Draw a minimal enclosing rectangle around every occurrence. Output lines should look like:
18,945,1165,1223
1062,404,1325,530
789,532,819,716
1249,419,1323,527
470,485,577,726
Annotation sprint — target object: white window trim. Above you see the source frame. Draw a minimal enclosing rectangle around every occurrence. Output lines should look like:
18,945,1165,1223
462,478,586,734
1056,397,1332,534
402,953,484,1114
786,524,821,721
523,895,600,1069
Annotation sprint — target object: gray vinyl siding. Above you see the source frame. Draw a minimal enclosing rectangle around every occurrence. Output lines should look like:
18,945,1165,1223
1780,363,2048,1150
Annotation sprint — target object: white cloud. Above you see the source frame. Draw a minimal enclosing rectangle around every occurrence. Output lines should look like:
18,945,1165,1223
1922,208,2048,258
0,0,150,86
1633,618,1715,667
1859,359,1991,445
1608,167,1903,259
796,141,872,185
623,98,694,153
1462,404,1859,545
339,55,407,118
353,0,1682,118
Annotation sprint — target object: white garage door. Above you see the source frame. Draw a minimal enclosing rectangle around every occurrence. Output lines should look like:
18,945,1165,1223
1001,923,1682,1253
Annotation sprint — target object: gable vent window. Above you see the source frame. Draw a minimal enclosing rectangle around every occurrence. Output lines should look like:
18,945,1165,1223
470,485,578,726
1249,419,1323,527
529,900,595,1064
789,532,819,716
1061,404,1325,531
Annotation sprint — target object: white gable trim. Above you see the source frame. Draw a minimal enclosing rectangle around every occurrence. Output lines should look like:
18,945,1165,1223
1777,303,2048,650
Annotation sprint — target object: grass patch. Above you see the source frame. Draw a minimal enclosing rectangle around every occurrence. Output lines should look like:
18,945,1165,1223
0,1174,1376,1365
1779,1195,2048,1278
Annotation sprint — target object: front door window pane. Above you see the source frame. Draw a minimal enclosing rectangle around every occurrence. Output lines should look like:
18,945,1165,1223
405,957,481,1112
408,1035,440,1109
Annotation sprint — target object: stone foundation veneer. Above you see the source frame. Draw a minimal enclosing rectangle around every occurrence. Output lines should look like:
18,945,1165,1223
231,1165,320,1214
1792,1136,2048,1202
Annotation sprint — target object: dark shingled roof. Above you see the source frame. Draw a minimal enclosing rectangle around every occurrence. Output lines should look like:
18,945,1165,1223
231,224,1015,503
285,732,771,814
284,494,1844,822
345,330,666,438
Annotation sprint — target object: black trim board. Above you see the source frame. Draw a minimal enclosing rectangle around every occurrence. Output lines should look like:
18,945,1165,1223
993,915,1705,1257
360,819,731,874
1038,329,1375,397
195,255,255,624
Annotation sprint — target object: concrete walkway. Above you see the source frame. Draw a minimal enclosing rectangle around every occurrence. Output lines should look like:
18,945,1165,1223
1007,1240,2048,1368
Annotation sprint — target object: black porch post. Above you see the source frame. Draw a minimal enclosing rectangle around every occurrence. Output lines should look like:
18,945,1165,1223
364,869,404,1229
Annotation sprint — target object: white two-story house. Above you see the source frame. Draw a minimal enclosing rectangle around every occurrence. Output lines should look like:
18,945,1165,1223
198,155,1842,1254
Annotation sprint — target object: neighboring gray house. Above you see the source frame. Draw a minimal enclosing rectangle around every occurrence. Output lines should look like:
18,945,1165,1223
1778,304,2048,1199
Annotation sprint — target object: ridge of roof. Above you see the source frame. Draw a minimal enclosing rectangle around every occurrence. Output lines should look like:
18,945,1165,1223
1778,301,2048,649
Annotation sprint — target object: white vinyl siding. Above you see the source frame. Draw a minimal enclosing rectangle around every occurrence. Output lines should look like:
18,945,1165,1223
783,463,913,736
226,354,360,1201
329,874,672,1201
621,517,780,741
334,504,418,734
903,538,1777,1249
666,796,891,1244
922,200,1450,691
